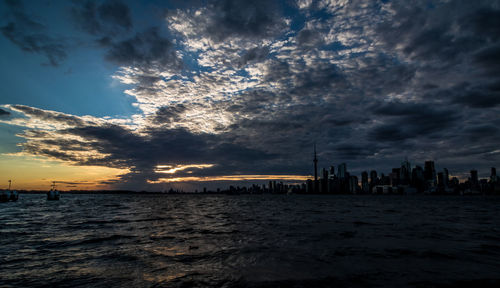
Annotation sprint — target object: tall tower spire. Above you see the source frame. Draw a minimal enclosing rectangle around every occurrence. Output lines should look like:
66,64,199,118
313,143,318,182
313,143,319,193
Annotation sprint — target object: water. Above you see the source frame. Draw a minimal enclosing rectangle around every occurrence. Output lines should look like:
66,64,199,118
1,194,500,287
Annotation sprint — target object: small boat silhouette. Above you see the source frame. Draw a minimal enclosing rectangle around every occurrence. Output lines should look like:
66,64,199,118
47,181,60,200
1,180,18,202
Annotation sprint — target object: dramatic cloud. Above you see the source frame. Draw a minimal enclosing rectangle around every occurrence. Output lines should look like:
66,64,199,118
0,108,10,116
370,102,461,142
203,0,286,41
103,27,182,70
167,0,287,43
0,0,67,66
70,0,132,35
2,0,500,189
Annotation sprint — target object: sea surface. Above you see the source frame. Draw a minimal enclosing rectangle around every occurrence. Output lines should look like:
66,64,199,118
1,194,500,287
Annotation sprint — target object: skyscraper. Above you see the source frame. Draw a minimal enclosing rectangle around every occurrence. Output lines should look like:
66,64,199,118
443,168,449,187
470,170,479,186
424,160,436,185
370,170,378,185
329,166,335,178
313,144,318,182
313,143,319,193
437,172,444,187
361,171,369,193
349,175,358,193
391,168,401,186
321,168,329,193
400,158,411,184
338,163,346,179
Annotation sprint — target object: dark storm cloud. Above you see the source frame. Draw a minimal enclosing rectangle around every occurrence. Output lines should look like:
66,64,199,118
333,143,381,159
451,86,500,108
104,27,182,70
23,143,81,162
264,60,292,83
474,44,500,75
263,60,347,101
40,138,94,152
461,8,500,42
70,0,132,35
203,0,287,41
369,125,409,143
293,63,346,94
428,82,500,108
11,105,87,127
296,28,323,48
461,124,500,141
70,1,182,71
153,104,187,124
97,1,132,30
370,102,461,142
353,54,417,96
15,122,277,179
0,0,66,66
373,102,433,117
238,46,269,67
377,2,500,65
0,108,10,116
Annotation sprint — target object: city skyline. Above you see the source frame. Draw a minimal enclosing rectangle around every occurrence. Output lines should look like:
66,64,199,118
1,0,500,191
2,149,498,193
304,150,499,195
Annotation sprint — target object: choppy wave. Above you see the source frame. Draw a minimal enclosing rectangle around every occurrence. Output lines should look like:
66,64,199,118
1,194,500,287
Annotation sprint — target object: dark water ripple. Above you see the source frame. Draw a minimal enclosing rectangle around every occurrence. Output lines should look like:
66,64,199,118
1,194,500,287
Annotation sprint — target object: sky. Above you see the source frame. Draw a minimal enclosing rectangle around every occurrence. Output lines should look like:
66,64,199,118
0,0,499,191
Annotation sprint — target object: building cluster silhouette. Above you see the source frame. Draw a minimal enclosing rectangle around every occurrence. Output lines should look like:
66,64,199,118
300,158,499,195
206,147,499,195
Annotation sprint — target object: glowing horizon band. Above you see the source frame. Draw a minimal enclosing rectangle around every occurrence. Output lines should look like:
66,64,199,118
155,164,215,174
148,175,313,183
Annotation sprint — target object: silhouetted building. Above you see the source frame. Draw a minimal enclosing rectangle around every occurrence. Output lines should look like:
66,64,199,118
329,166,335,178
443,168,449,187
470,170,479,186
470,170,478,185
390,168,400,186
313,144,319,193
361,171,369,193
321,168,329,193
379,173,390,185
490,167,500,194
491,167,498,183
424,161,436,181
306,179,313,193
370,170,377,184
400,158,411,185
338,163,347,179
349,175,359,193
322,168,328,180
412,165,425,193
370,170,378,191
424,161,437,189
437,172,444,188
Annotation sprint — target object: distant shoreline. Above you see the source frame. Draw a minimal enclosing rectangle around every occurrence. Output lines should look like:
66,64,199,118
5,190,499,196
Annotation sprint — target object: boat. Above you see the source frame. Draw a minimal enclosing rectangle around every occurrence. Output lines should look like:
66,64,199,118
47,181,60,200
0,190,10,202
1,180,17,202
10,190,18,201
